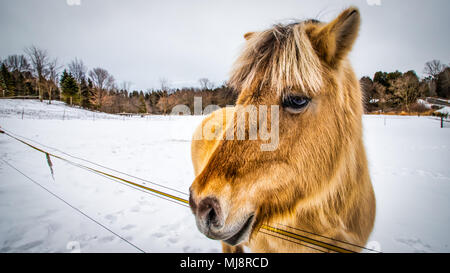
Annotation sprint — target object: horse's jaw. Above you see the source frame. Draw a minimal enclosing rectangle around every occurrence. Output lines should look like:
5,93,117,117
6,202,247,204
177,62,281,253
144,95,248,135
223,214,255,246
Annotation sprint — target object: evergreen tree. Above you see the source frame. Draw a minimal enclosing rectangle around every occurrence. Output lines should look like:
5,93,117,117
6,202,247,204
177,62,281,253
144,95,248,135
138,94,147,114
389,70,420,111
24,81,34,96
60,70,79,104
80,77,93,108
436,67,450,98
15,72,26,96
386,71,403,83
373,71,388,87
87,78,93,89
59,70,68,88
0,64,15,97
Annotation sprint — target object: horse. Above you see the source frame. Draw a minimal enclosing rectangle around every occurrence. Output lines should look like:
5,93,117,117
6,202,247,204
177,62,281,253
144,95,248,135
189,7,375,253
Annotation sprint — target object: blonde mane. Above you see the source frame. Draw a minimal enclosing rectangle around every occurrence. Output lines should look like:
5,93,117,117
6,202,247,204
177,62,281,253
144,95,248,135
229,22,323,97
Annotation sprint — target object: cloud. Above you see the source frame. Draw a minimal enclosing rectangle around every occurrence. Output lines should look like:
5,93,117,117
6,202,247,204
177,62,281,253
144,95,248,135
66,0,81,6
367,0,382,6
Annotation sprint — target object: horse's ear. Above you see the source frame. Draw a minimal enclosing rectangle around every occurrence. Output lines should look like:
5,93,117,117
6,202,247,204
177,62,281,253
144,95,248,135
309,7,360,66
244,32,255,40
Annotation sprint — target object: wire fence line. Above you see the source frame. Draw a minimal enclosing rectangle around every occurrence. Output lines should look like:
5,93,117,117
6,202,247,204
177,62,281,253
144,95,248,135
2,128,189,197
0,127,381,253
363,114,449,128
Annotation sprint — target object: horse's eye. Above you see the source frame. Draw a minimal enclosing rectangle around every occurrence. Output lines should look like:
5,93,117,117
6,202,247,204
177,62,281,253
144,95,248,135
282,95,311,113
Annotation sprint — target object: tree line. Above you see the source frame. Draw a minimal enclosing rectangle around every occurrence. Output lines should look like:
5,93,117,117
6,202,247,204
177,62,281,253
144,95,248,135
0,46,237,114
0,45,448,115
361,60,449,113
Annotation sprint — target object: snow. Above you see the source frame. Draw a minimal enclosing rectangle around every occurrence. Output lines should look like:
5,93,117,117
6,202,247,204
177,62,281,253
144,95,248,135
0,99,124,120
421,98,450,115
1,100,449,253
363,115,450,252
417,99,432,109
436,106,450,115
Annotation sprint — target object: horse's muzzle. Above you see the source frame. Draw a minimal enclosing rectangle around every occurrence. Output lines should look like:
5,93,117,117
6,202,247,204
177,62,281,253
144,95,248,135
189,190,255,245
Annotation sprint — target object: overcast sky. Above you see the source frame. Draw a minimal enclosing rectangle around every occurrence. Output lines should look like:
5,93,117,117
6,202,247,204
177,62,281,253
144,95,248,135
0,0,449,91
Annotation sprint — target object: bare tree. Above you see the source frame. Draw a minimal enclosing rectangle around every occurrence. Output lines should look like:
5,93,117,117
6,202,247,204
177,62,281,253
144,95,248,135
424,60,445,79
105,74,116,91
158,77,171,114
199,78,214,90
359,76,375,112
25,46,49,80
25,45,49,101
44,58,62,104
371,82,388,112
159,77,171,92
68,58,87,84
89,67,110,90
390,71,420,111
89,67,115,108
4,55,31,72
120,81,133,92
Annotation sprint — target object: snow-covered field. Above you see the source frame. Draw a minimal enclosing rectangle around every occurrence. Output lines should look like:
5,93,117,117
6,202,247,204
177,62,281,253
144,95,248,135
0,99,449,253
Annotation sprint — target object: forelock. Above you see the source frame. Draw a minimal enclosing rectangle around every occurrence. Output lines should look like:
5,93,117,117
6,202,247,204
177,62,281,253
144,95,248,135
229,21,323,97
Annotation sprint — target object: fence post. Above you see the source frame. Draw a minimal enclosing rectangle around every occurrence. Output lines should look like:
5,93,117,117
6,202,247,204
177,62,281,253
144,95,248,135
441,116,444,128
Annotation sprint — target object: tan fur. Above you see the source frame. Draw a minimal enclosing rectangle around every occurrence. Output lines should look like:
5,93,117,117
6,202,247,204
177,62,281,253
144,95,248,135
190,7,375,253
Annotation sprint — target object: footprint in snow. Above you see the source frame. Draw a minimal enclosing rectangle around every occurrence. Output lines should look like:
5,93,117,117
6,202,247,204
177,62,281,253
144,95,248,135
183,246,202,253
104,214,117,223
122,224,136,231
152,232,165,238
99,236,115,243
16,240,44,251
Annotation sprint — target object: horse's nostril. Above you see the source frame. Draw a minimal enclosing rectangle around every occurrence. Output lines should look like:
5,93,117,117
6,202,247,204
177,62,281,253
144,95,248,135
198,197,222,229
206,206,218,227
206,205,220,228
